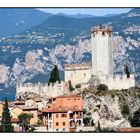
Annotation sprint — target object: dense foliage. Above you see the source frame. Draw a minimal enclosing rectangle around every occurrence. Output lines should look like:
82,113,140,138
97,84,108,92
48,65,60,84
1,98,13,132
124,65,130,78
18,113,32,132
130,108,140,127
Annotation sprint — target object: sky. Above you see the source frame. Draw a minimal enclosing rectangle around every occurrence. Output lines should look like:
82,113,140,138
38,8,131,16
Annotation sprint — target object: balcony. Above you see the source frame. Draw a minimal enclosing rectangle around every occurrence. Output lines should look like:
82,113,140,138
76,115,82,120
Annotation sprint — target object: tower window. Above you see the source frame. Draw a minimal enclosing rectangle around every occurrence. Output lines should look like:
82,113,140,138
102,32,106,36
84,73,86,78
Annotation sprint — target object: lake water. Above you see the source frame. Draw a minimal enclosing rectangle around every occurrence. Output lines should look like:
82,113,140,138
0,92,15,101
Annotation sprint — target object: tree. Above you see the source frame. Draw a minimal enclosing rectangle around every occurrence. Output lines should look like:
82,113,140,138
97,84,108,92
124,65,130,78
68,80,75,91
83,117,91,126
130,108,140,127
121,103,130,117
18,113,32,132
1,98,13,132
48,65,60,84
97,121,101,132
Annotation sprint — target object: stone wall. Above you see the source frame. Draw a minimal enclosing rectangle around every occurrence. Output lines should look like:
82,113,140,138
16,81,69,98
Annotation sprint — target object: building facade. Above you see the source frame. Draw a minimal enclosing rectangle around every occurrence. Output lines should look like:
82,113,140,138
42,95,83,132
64,64,91,87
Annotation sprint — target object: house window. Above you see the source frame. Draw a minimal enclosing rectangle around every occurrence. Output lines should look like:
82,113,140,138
56,114,59,118
56,122,59,126
63,122,66,126
61,114,67,118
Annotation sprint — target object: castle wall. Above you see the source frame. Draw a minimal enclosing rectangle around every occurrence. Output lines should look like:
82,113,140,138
16,81,69,98
97,74,136,90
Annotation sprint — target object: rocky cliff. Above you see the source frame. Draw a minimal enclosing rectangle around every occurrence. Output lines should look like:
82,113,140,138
82,87,140,131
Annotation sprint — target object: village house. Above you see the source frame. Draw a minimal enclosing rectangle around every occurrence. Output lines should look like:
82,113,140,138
41,94,83,132
0,103,4,124
22,107,39,125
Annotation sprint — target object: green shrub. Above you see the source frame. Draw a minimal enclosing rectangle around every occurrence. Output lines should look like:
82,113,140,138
83,117,91,126
68,80,75,91
97,84,108,92
87,112,91,116
83,109,87,114
75,84,81,88
130,108,140,127
121,103,130,116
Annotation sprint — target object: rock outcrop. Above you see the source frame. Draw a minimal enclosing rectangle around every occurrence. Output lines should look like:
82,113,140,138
83,87,140,131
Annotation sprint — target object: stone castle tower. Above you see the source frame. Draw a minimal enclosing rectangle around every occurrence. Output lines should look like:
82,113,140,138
91,25,113,77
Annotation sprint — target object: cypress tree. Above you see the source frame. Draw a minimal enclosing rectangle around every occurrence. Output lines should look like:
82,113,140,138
48,65,60,84
124,65,130,78
1,98,13,132
98,121,101,132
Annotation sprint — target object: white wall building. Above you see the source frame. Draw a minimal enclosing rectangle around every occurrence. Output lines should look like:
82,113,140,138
64,64,91,87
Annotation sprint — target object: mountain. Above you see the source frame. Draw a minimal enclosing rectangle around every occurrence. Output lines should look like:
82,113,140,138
104,14,119,17
56,13,95,18
0,8,140,100
0,8,53,37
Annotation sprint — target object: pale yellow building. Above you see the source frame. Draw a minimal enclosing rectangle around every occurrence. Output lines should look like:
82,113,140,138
22,107,39,125
0,103,4,122
11,108,23,119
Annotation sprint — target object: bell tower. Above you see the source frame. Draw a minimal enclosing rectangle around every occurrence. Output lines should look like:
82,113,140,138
91,25,113,77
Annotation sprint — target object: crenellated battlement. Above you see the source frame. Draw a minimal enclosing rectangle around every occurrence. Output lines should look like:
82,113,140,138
96,74,136,90
91,25,112,34
102,74,135,82
16,81,69,98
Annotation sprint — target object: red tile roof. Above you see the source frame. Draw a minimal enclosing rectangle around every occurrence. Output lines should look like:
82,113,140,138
117,128,140,132
14,101,25,105
11,118,21,123
42,94,83,113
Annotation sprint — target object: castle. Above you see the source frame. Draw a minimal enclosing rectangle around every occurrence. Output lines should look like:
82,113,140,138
16,25,136,98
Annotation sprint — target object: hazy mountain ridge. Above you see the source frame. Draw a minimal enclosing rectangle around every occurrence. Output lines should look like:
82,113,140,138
0,8,53,37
